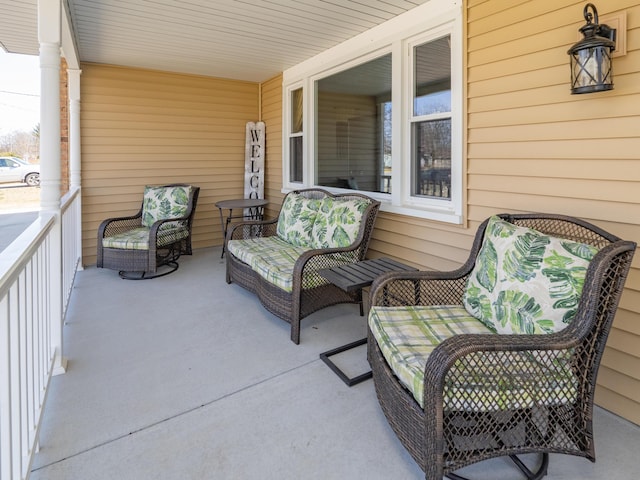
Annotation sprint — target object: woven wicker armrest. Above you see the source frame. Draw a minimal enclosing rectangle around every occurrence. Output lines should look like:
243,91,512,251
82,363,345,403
98,211,144,238
148,215,187,240
369,268,471,308
227,218,278,241
425,329,576,387
294,246,361,287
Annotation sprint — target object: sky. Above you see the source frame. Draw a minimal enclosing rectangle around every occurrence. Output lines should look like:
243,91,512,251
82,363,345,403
0,50,40,135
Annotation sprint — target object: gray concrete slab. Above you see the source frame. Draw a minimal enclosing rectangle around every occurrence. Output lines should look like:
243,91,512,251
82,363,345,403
30,247,639,479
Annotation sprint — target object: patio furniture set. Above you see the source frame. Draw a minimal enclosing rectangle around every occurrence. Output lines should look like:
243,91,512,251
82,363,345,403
97,186,636,480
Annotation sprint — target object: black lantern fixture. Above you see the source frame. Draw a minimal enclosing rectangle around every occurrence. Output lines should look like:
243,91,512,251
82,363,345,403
567,3,616,94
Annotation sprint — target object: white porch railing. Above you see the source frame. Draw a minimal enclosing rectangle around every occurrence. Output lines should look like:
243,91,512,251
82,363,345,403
0,186,82,480
61,187,82,318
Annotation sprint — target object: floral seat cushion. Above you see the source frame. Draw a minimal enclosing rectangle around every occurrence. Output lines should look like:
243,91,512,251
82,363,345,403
369,305,577,410
102,226,189,251
275,194,370,249
463,216,599,334
142,185,192,228
276,193,321,247
310,197,370,249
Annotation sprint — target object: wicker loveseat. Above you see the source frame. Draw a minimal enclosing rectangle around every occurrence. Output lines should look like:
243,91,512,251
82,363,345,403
97,184,199,279
367,213,635,480
226,188,380,344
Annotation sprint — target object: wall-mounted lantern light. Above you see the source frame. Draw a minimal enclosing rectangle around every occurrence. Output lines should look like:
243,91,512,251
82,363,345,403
567,3,616,94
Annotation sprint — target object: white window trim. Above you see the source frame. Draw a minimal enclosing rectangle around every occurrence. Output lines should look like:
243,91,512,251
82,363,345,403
282,0,463,224
397,22,463,223
308,47,392,198
283,81,305,190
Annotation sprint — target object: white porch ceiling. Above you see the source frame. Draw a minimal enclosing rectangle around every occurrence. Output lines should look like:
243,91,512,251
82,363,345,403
0,0,430,82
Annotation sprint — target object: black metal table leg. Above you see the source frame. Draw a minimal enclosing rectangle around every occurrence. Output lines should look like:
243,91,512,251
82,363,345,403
319,337,372,386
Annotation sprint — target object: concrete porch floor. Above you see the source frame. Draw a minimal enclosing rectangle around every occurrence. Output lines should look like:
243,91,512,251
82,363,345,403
31,247,638,479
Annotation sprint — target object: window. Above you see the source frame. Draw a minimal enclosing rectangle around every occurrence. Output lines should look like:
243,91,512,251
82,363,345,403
411,36,452,200
288,86,303,184
315,53,391,194
283,0,462,223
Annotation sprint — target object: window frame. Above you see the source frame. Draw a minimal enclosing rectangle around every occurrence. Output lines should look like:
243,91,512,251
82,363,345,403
310,47,393,195
283,82,306,189
282,0,463,224
398,25,463,223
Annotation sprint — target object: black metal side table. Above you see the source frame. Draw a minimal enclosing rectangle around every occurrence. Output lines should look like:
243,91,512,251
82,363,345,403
318,257,418,386
215,198,269,258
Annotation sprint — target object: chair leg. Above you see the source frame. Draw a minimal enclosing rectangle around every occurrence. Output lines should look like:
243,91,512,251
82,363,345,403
509,453,549,480
119,244,181,280
119,260,179,280
290,322,300,345
445,453,549,480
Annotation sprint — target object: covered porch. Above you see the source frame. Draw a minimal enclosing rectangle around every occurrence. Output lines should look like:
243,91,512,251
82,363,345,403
1,0,639,478
29,247,639,479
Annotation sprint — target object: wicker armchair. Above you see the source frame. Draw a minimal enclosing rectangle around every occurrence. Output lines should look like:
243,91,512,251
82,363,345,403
226,188,380,344
367,213,635,480
97,184,199,279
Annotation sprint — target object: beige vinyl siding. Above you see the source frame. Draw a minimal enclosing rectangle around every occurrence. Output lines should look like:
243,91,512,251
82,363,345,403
260,74,284,219
81,64,259,265
363,0,640,423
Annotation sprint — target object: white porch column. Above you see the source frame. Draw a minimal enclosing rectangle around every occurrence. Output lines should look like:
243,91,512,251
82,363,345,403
38,0,66,374
68,68,83,270
68,68,81,189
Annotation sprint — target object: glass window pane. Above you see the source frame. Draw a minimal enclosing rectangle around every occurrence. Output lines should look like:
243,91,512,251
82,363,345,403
413,119,451,199
316,53,392,193
381,101,392,193
291,88,303,133
289,136,303,183
414,36,451,116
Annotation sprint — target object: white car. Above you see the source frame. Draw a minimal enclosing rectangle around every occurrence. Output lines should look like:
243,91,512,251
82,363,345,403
0,157,40,186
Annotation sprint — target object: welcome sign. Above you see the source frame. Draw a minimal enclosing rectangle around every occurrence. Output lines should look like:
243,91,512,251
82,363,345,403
244,121,265,200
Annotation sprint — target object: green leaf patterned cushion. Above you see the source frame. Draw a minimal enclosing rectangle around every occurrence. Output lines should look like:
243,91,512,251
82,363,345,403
276,193,321,247
141,185,192,228
369,305,578,409
310,197,369,249
463,216,599,335
102,226,189,250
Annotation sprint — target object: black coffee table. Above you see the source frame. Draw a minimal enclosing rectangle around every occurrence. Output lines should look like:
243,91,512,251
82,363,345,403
318,257,418,386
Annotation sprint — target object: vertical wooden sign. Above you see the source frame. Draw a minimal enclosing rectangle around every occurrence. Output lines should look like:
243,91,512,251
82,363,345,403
244,121,265,200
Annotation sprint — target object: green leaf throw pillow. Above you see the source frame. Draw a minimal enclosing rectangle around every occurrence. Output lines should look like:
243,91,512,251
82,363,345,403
463,216,599,334
142,185,191,228
276,193,321,247
311,197,370,249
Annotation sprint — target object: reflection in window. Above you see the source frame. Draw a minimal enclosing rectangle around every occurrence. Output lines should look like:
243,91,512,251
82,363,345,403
316,54,392,193
413,119,451,198
412,36,451,199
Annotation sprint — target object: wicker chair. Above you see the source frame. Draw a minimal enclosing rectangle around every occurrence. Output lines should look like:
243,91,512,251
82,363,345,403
226,188,380,344
367,213,636,480
97,184,199,279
